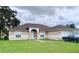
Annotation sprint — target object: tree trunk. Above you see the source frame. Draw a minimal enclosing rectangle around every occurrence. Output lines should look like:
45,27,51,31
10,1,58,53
0,31,3,38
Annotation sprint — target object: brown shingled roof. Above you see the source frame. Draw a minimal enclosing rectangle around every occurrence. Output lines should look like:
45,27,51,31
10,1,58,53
9,23,75,31
49,25,74,31
9,23,50,31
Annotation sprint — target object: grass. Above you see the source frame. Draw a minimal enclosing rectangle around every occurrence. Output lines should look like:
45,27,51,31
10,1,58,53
0,40,79,53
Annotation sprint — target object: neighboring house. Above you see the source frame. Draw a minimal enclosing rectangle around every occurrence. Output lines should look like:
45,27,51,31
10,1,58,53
9,23,78,40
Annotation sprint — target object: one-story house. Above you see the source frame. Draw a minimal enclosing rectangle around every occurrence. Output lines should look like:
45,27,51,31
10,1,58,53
9,23,79,40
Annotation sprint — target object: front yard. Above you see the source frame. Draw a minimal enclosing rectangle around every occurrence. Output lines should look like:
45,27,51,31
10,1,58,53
0,40,79,52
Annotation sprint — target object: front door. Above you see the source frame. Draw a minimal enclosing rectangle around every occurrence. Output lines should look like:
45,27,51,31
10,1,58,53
31,29,37,39
31,31,35,39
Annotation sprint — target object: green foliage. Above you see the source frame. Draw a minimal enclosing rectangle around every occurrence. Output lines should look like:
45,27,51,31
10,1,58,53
0,6,20,38
66,24,75,28
0,38,8,40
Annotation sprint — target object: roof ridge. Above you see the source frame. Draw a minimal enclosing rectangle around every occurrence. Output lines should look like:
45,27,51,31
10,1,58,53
19,23,49,27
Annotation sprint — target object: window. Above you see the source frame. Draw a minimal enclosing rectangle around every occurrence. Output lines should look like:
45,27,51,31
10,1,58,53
16,35,21,38
40,35,44,37
40,32,45,38
15,31,21,38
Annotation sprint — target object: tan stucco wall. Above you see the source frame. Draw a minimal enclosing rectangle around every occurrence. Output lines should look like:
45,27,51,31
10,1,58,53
9,31,29,40
9,30,72,40
39,31,63,40
47,31,60,35
22,32,29,35
9,31,61,40
37,32,40,39
46,31,61,40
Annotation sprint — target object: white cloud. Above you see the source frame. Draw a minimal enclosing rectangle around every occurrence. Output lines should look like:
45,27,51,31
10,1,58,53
10,6,79,28
10,7,36,24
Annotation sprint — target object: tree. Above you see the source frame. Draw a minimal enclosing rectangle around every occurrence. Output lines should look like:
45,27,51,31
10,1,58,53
66,24,75,28
0,6,20,39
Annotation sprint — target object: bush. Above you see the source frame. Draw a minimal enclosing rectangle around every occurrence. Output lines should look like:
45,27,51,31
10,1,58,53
4,36,8,40
62,37,79,43
0,36,8,40
0,38,6,40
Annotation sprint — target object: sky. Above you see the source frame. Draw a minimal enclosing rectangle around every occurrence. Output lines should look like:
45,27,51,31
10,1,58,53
10,6,79,28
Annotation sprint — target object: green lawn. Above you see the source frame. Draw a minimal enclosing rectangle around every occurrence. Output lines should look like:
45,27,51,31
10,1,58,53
0,40,79,53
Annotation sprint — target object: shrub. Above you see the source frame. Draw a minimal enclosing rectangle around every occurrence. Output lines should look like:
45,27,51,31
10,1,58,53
4,36,8,40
